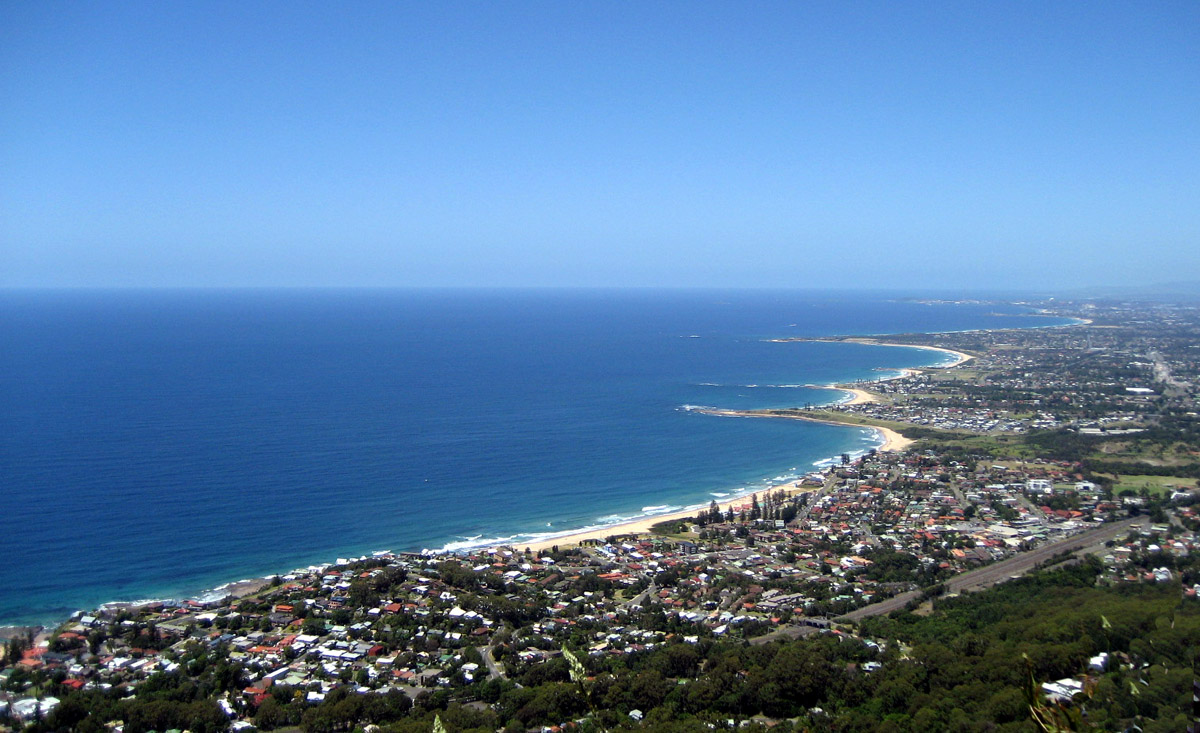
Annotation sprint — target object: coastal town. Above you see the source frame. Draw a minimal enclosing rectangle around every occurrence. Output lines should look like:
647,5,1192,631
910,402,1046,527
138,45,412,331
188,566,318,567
4,297,1200,733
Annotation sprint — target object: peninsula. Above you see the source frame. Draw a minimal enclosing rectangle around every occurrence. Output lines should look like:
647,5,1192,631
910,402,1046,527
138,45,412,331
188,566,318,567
5,297,1199,733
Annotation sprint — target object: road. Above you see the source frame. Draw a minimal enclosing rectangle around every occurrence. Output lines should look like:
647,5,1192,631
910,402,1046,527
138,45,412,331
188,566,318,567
1149,350,1185,390
623,580,657,611
835,516,1146,623
479,644,506,680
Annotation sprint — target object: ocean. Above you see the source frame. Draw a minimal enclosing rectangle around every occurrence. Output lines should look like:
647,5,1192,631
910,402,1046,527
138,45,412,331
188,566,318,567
0,289,1072,627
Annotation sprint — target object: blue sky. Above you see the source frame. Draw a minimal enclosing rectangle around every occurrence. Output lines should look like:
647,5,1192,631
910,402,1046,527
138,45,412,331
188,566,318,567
2,2,1197,290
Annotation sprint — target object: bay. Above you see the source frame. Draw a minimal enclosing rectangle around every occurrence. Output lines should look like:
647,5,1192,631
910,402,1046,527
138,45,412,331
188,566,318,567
0,289,1070,626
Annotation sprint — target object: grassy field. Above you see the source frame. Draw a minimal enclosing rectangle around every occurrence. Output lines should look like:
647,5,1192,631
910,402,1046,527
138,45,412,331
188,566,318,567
1105,473,1198,496
648,519,695,537
925,433,1039,457
802,410,918,434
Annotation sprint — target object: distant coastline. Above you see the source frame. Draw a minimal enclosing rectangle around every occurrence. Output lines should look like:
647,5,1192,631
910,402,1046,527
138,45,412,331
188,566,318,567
1,292,1056,631
768,337,975,368
488,341,978,554
694,407,914,453
9,340,960,631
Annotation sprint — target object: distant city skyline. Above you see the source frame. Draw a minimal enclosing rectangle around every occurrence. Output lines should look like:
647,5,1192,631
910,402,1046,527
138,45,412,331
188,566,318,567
2,2,1197,291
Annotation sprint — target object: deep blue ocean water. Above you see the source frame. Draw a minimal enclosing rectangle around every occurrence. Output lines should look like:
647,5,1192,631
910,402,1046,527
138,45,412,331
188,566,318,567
0,289,1073,626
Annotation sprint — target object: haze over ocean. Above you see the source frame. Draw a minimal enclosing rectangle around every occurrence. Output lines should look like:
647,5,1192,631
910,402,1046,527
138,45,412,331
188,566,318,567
0,289,1075,626
2,4,1194,624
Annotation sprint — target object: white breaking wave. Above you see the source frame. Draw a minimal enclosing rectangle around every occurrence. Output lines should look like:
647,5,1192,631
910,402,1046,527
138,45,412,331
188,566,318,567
100,597,172,610
695,382,824,390
431,535,521,554
641,505,680,515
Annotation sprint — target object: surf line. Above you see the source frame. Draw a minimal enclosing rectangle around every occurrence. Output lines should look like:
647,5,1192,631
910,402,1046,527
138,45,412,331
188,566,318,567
695,407,913,454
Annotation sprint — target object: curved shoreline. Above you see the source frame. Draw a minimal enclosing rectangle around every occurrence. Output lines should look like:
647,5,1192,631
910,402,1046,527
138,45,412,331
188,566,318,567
846,340,975,368
696,408,914,453
12,338,973,628
791,338,975,369
513,475,826,554
510,342,976,553
822,341,972,408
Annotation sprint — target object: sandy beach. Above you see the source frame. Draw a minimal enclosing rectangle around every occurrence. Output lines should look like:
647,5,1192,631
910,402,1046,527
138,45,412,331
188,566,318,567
696,408,912,452
508,343,971,555
770,337,975,370
837,368,914,405
513,479,823,554
875,426,913,452
837,339,975,368
65,342,963,614
840,387,878,405
505,406,914,554
833,341,973,406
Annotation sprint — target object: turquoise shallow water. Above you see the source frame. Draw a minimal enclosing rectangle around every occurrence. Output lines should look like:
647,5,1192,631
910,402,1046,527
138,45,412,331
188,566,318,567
0,289,1072,626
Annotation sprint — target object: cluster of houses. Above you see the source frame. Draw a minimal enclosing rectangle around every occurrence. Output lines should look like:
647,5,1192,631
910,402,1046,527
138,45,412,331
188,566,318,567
1098,522,1200,593
6,444,1167,729
824,297,1200,435
5,298,1199,728
832,394,1061,433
